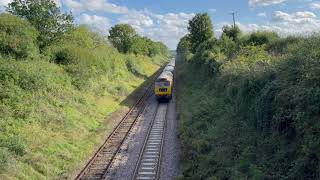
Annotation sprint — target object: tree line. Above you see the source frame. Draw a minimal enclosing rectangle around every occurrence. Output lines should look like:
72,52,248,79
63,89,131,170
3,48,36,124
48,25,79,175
1,0,168,60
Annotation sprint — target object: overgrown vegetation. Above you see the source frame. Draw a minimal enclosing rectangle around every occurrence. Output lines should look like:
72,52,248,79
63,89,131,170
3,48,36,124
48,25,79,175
0,0,169,179
177,12,320,179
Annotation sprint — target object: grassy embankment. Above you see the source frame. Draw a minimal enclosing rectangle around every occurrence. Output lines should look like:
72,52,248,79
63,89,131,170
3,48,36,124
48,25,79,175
0,14,168,179
177,34,320,179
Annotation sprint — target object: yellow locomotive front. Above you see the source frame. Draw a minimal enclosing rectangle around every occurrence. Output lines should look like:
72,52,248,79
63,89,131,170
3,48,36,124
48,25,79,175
155,71,173,102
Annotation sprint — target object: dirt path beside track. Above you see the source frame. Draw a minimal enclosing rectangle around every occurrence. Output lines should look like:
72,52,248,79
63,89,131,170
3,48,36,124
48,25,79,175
104,93,179,180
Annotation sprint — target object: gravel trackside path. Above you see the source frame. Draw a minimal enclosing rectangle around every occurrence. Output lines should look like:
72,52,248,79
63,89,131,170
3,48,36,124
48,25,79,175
104,94,179,180
103,97,157,179
160,93,179,180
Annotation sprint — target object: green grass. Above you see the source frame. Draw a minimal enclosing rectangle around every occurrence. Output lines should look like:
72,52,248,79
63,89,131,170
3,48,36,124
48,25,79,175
0,57,164,179
0,12,170,179
0,25,168,179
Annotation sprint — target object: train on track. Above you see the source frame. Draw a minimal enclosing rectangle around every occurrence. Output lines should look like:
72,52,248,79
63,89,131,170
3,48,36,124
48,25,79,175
154,58,175,102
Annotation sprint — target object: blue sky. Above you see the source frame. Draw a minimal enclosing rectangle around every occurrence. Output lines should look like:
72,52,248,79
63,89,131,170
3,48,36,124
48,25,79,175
1,0,320,49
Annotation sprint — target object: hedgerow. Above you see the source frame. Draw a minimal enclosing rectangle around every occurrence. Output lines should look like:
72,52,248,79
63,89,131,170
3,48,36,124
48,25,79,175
177,12,320,179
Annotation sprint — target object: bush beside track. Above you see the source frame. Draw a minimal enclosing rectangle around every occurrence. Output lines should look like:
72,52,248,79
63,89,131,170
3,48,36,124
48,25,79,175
176,13,320,179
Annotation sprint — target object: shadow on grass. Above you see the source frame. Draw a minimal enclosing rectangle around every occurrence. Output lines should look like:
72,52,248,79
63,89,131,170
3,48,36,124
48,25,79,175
119,66,163,108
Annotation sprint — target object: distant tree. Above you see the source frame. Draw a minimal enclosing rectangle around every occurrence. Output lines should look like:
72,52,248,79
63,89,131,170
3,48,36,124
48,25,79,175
7,0,74,48
177,34,192,55
108,24,137,53
247,31,279,46
222,25,241,42
128,36,169,57
129,36,149,56
0,13,39,58
188,13,214,53
150,41,169,57
218,33,237,58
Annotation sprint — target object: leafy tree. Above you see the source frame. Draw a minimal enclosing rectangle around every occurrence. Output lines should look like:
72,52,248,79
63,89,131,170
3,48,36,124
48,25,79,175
193,38,218,62
246,31,279,46
7,0,74,48
108,24,137,53
0,13,39,58
129,36,150,56
188,13,214,53
149,41,169,57
222,25,241,42
177,34,191,54
109,24,169,57
218,33,237,58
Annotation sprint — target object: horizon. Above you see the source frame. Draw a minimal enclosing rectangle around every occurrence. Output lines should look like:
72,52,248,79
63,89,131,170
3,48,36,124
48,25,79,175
1,0,320,49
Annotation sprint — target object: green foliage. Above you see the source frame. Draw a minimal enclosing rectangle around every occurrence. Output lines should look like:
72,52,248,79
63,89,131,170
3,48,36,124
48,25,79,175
148,41,169,57
108,24,137,53
0,13,39,59
7,0,74,48
177,34,192,60
192,38,221,74
177,13,320,179
217,33,237,58
0,12,168,179
108,24,169,57
222,25,241,41
188,13,214,53
266,36,303,55
246,31,279,46
129,36,150,55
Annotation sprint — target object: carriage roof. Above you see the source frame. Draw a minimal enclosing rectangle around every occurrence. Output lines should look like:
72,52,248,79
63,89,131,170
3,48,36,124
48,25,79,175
157,71,173,81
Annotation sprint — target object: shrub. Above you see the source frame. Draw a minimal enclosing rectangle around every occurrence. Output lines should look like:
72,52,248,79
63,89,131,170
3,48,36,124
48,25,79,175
0,13,39,59
266,36,303,55
246,31,279,46
217,34,237,58
177,22,320,179
2,136,27,156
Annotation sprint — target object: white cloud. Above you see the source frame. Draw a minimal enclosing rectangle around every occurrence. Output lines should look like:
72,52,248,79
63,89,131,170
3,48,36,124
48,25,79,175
258,12,267,17
249,0,287,7
119,11,194,49
0,0,192,49
63,0,128,14
217,10,320,37
119,10,154,31
61,0,195,49
272,11,316,23
0,0,11,7
79,14,110,34
310,2,320,9
0,0,11,12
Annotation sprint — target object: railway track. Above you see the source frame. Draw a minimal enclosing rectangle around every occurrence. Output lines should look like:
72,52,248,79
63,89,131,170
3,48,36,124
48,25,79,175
76,71,160,180
132,103,168,180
